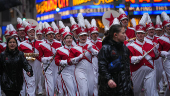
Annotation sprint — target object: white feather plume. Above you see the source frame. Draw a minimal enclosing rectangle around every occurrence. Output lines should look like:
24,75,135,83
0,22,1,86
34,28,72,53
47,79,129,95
139,13,148,26
17,17,23,24
6,25,10,31
70,16,77,25
77,13,85,28
38,22,43,30
59,21,65,28
85,19,91,29
156,15,162,25
65,26,70,32
161,12,170,21
131,18,136,27
147,14,152,24
91,19,97,27
22,20,31,27
9,24,16,31
44,22,51,28
51,22,58,30
119,8,125,14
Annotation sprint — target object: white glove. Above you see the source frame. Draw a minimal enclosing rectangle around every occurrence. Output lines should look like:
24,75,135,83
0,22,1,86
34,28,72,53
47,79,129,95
153,47,159,58
71,54,84,64
131,56,143,64
41,57,52,64
161,51,170,59
60,60,68,66
88,44,98,55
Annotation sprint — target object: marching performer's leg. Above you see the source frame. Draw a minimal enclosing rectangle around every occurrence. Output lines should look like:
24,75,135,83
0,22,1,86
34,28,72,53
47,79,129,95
23,69,36,96
158,77,164,93
92,57,98,96
20,78,26,96
162,59,170,96
34,60,43,94
61,72,77,96
42,63,54,96
143,69,158,96
88,64,95,96
75,68,88,96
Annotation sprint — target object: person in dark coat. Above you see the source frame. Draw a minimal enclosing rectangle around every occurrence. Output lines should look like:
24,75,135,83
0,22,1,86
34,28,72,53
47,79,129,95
0,36,33,96
98,24,134,96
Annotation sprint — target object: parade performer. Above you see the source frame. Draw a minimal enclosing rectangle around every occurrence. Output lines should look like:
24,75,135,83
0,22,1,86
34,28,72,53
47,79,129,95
158,12,170,96
69,13,98,96
118,8,136,40
19,20,42,96
38,22,62,96
55,27,77,96
128,13,159,96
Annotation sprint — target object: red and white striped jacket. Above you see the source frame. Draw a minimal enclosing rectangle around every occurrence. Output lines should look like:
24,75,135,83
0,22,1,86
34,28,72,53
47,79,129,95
0,42,6,53
38,40,61,62
88,39,102,51
69,42,98,64
128,39,156,72
158,33,170,52
144,35,159,45
18,39,42,56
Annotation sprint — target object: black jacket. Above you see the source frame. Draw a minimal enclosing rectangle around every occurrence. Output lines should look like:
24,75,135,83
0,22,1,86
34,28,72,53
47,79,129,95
98,38,133,96
0,50,33,91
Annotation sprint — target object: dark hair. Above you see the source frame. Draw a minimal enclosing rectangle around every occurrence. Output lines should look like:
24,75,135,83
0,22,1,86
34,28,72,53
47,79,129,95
108,24,123,40
5,36,18,52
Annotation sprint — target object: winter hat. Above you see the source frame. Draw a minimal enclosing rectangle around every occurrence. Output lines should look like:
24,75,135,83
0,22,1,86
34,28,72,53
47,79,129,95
135,13,148,33
85,19,91,33
62,26,73,39
23,20,34,32
5,25,10,36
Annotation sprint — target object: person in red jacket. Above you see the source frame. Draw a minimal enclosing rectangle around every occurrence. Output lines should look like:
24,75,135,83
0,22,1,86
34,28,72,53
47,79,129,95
118,8,136,40
55,28,77,96
128,13,159,96
158,12,170,96
38,22,61,96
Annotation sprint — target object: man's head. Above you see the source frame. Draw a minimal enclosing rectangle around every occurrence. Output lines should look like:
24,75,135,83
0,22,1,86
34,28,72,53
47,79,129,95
17,30,26,39
27,29,35,40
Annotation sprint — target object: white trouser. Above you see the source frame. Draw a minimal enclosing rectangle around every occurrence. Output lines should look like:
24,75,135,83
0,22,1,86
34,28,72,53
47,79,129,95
61,72,77,96
162,58,170,95
20,77,26,96
53,65,64,96
23,69,36,96
75,60,95,96
154,57,163,85
34,60,43,93
158,76,164,91
162,58,170,88
41,61,55,96
132,66,158,96
92,57,98,96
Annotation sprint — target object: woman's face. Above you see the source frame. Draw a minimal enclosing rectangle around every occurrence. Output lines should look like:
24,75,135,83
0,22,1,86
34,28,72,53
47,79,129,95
79,34,87,43
116,27,126,42
8,38,17,50
64,35,73,46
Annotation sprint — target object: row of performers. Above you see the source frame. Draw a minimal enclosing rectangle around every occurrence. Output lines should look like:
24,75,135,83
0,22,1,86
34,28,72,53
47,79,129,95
0,8,170,96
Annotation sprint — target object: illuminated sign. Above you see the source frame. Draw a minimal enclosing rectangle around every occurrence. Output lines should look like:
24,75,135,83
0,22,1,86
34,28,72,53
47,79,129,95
125,0,170,3
36,4,113,23
36,0,69,14
73,0,113,6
